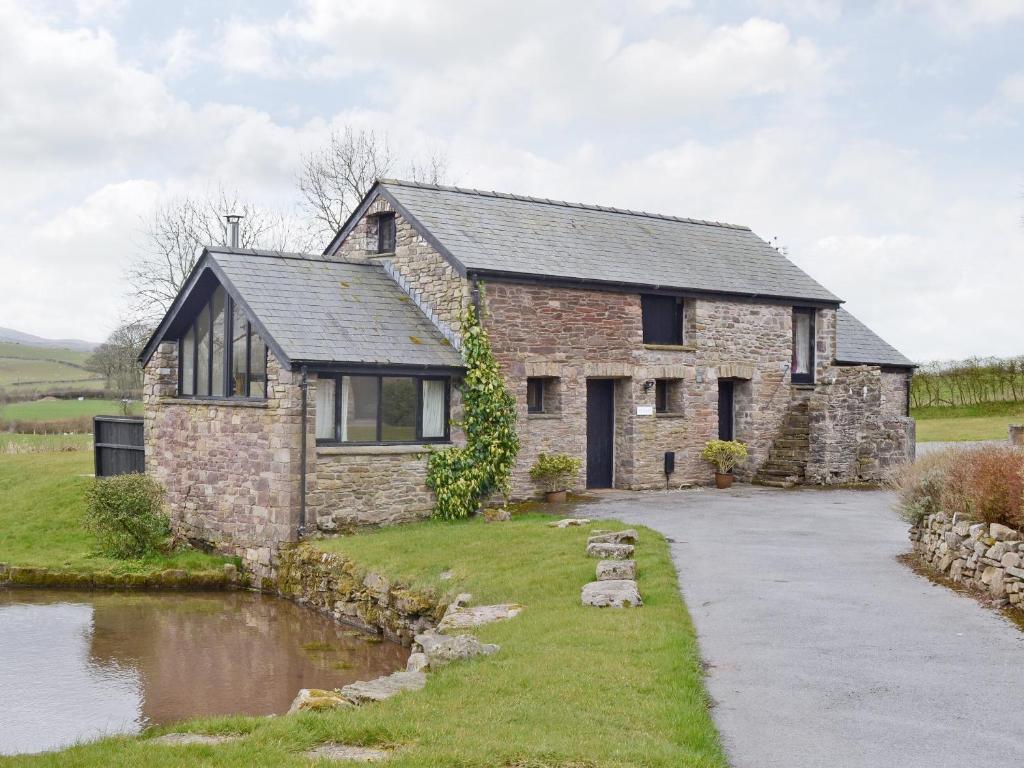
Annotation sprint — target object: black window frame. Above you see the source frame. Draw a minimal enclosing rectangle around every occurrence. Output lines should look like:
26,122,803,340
176,290,268,400
791,307,817,385
315,373,451,446
526,378,545,414
376,212,396,254
655,380,669,413
641,294,685,345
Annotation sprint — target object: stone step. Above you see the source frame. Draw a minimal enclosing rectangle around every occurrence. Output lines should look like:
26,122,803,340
768,448,808,461
754,477,799,488
786,414,810,427
758,467,805,479
774,437,809,449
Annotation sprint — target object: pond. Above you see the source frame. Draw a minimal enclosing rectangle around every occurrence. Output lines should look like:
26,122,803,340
0,588,409,755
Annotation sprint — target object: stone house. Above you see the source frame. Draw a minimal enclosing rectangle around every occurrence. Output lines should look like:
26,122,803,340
140,180,915,569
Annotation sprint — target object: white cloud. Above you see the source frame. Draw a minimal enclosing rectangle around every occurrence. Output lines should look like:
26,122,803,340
893,0,1024,31
754,0,843,22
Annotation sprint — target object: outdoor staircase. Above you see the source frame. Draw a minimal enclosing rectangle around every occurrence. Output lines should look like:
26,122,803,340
754,401,811,488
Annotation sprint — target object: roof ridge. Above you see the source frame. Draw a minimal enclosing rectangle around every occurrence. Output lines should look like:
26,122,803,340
207,247,387,269
378,178,751,231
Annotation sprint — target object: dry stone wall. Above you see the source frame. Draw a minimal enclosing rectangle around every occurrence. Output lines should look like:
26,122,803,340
912,513,1024,610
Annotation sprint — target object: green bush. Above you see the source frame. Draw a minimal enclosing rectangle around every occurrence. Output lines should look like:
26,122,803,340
529,452,582,493
700,440,748,474
84,473,170,558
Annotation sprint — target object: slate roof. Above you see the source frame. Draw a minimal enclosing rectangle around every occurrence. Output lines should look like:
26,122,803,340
361,180,841,304
197,248,462,368
835,308,915,368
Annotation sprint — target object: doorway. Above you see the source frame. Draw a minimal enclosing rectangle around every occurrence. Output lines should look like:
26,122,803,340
718,380,735,441
586,379,615,488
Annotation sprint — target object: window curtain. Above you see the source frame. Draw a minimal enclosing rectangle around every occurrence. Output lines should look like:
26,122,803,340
315,379,335,440
339,376,350,442
793,314,811,374
421,380,446,438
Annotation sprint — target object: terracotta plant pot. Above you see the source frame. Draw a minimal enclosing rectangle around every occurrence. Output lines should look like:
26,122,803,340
545,490,567,504
714,472,734,489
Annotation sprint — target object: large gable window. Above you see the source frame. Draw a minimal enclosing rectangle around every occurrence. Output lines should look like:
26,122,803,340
641,294,685,345
792,307,816,384
178,285,267,398
315,374,450,444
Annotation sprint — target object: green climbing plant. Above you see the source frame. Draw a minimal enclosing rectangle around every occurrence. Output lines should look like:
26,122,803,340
426,300,519,520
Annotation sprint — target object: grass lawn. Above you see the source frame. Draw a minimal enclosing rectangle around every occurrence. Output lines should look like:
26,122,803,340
1,433,92,454
0,450,226,576
912,400,1024,442
0,398,142,423
6,514,726,768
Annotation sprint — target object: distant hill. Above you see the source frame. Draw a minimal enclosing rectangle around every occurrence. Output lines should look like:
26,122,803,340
0,327,98,352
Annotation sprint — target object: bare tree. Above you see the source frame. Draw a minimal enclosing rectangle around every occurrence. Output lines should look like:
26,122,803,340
125,187,308,319
86,319,154,397
298,126,449,245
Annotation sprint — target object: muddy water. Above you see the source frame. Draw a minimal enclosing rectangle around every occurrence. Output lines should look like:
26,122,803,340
0,588,409,755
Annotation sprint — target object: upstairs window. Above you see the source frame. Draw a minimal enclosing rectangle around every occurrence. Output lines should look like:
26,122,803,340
376,213,396,254
792,308,816,384
315,375,450,444
178,286,267,398
641,294,684,345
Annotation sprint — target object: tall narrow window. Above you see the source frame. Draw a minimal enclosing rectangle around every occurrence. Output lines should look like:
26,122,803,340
526,378,545,413
376,213,396,254
180,326,195,396
641,294,684,345
421,379,447,438
249,332,267,398
655,380,669,413
195,303,211,395
315,378,336,441
792,308,816,384
231,303,248,396
210,287,226,396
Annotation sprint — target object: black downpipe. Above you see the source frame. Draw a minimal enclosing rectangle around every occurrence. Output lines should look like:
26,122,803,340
299,365,308,537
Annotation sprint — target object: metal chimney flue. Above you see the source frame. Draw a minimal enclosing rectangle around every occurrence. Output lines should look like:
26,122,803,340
225,213,243,248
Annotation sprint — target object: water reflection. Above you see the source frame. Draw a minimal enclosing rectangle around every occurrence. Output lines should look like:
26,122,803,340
0,588,408,755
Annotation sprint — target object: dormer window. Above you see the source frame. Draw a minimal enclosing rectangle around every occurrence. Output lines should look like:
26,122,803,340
376,212,396,254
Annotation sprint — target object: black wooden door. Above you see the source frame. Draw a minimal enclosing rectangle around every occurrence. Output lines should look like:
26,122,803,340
718,380,734,441
586,379,615,488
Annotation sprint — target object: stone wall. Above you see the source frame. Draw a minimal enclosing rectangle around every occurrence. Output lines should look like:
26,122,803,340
332,195,469,343
805,365,915,484
481,281,817,495
144,343,303,578
881,369,911,419
276,545,445,645
912,513,1024,610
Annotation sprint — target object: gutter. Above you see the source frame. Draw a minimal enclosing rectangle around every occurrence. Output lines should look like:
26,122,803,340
298,365,308,537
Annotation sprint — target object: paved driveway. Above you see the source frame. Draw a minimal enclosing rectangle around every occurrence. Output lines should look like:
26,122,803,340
589,487,1024,768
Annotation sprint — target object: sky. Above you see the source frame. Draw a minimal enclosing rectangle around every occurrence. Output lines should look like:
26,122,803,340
1,0,1022,362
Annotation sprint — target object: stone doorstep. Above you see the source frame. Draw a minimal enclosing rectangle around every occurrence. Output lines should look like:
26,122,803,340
581,579,643,608
305,743,391,762
149,733,243,746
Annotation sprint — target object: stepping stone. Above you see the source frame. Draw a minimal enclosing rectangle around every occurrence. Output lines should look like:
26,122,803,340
596,559,636,581
414,632,499,668
288,688,352,714
581,580,642,608
340,671,426,705
586,542,634,560
305,743,390,762
150,733,242,746
548,518,592,528
437,603,523,631
588,529,638,545
406,652,429,672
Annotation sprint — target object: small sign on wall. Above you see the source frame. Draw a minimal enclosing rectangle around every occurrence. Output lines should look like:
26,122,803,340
636,405,655,416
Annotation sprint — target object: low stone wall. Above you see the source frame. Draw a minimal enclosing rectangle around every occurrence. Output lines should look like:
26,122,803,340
0,562,240,590
911,513,1024,609
275,545,445,645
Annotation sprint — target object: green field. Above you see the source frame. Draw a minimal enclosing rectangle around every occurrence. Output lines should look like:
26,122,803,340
0,341,104,392
1,433,92,454
912,400,1024,442
0,398,140,423
5,511,724,767
0,450,226,575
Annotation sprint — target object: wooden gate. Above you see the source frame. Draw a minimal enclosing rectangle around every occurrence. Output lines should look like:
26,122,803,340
93,416,144,477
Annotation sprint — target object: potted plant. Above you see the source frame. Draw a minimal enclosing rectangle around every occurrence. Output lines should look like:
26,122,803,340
701,440,748,489
529,452,582,503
